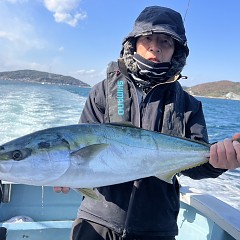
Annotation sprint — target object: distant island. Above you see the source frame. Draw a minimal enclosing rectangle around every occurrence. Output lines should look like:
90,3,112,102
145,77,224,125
0,70,239,100
0,69,90,88
184,80,240,100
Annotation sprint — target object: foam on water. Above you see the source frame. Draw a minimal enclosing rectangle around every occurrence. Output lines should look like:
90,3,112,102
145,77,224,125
179,172,240,210
0,81,86,143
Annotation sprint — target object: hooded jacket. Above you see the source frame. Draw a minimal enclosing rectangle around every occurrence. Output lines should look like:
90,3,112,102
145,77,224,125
121,6,189,88
77,6,225,238
77,60,225,238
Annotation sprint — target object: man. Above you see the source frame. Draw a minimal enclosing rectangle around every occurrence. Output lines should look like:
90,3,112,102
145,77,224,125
55,6,240,240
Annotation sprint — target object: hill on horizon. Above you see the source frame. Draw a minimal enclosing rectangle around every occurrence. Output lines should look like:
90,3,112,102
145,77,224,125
0,69,90,87
185,80,240,100
0,70,240,100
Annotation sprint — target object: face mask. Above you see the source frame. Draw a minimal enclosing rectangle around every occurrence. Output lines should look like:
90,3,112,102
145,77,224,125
133,53,171,79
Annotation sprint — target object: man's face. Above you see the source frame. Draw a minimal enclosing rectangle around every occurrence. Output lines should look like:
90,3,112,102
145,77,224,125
136,33,175,63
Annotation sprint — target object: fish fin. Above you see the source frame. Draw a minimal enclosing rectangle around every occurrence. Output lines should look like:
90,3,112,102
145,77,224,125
70,143,108,160
75,188,99,200
156,172,176,184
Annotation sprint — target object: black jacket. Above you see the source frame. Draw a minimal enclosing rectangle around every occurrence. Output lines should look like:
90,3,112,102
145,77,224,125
78,61,225,238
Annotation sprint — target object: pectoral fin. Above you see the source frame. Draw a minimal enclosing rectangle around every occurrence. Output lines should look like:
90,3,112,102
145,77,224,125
70,143,108,160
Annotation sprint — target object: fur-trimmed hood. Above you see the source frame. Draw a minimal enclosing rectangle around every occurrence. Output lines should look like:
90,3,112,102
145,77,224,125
120,6,189,88
122,6,189,56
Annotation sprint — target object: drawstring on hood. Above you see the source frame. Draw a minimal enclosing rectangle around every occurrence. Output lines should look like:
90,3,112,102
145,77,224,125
121,6,189,88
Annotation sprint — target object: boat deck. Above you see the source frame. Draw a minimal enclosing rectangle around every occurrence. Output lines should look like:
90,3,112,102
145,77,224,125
0,183,239,240
0,184,79,239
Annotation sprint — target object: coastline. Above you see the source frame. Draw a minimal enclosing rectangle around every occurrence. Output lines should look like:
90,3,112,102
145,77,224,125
190,94,240,101
1,78,239,100
0,78,91,88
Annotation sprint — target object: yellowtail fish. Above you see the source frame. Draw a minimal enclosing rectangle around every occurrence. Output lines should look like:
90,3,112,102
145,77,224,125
0,123,211,197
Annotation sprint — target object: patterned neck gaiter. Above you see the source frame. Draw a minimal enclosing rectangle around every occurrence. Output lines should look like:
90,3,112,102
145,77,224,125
121,38,187,89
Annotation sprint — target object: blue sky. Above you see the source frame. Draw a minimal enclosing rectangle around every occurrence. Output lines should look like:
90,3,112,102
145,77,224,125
0,0,239,87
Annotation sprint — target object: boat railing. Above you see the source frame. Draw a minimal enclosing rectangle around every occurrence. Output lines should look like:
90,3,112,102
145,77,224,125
178,185,240,240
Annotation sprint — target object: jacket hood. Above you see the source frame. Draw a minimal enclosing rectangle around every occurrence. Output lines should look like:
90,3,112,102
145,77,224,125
123,6,189,56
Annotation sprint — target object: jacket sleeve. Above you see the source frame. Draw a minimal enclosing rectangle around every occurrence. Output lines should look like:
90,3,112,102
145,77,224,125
79,80,107,124
181,95,226,179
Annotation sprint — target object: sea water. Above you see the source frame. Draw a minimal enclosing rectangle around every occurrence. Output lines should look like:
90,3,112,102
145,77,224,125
0,80,239,210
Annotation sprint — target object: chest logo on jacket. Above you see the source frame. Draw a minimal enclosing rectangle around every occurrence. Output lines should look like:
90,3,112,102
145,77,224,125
117,80,124,116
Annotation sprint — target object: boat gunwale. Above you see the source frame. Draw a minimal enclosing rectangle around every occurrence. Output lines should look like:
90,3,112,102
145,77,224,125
180,185,240,240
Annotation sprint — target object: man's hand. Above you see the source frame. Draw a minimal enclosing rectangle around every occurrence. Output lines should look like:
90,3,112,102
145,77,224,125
209,133,240,170
53,186,70,194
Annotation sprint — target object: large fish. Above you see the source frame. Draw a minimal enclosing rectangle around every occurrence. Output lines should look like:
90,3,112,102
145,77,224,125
0,123,211,191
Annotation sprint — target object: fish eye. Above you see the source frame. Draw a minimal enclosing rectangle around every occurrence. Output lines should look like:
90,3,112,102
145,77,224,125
12,150,23,161
11,148,32,161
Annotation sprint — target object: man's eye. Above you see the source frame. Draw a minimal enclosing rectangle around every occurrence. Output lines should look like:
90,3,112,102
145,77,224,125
160,39,174,48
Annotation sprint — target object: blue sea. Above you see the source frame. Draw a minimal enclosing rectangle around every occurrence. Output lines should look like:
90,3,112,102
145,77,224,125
0,80,239,210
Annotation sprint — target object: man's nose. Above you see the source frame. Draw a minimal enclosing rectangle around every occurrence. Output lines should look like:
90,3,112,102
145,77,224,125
149,42,161,53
